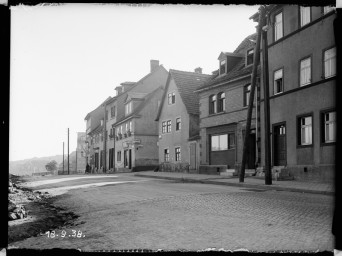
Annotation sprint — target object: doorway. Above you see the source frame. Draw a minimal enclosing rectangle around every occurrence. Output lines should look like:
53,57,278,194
273,123,287,166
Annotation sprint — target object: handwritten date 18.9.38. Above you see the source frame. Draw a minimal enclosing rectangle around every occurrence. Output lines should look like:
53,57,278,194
45,230,85,238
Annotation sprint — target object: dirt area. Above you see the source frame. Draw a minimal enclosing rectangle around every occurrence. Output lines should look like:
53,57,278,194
8,175,81,244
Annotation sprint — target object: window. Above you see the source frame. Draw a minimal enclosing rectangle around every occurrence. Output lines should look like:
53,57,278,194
176,118,181,131
106,110,109,121
324,47,336,78
298,115,312,146
274,12,283,41
116,128,119,136
244,84,251,106
120,125,123,134
323,6,335,14
125,102,132,115
246,49,254,66
217,92,226,112
129,121,132,132
219,59,226,75
274,69,283,94
300,57,311,86
111,106,116,118
300,6,311,27
162,121,166,134
211,134,228,151
322,111,336,143
117,151,122,162
175,147,181,161
167,120,171,133
125,123,128,133
209,95,217,114
228,133,235,149
164,149,170,162
168,92,175,105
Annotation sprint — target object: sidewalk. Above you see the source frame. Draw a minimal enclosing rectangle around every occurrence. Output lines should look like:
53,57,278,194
134,171,334,195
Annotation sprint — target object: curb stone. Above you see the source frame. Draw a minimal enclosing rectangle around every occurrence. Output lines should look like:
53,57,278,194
134,174,334,196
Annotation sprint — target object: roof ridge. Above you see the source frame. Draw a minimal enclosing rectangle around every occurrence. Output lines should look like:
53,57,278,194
170,69,211,77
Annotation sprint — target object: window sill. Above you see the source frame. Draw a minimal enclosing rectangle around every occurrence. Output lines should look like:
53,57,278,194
321,141,336,146
208,111,226,117
297,144,313,149
274,91,283,96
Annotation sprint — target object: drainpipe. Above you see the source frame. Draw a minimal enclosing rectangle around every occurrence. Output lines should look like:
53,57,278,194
239,6,265,183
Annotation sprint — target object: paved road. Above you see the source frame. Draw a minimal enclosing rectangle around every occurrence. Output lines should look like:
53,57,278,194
10,174,334,251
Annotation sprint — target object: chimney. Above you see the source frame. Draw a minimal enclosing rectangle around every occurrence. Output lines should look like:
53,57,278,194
150,60,159,73
115,86,122,95
195,67,202,74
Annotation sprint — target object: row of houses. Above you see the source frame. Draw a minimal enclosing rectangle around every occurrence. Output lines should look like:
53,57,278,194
84,5,336,181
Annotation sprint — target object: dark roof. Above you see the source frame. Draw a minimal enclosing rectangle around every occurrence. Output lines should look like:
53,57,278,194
155,69,211,120
115,86,164,125
197,33,258,91
84,96,112,120
171,70,212,115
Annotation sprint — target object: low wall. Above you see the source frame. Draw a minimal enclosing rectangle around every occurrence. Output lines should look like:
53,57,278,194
198,165,227,175
159,163,190,173
32,171,54,176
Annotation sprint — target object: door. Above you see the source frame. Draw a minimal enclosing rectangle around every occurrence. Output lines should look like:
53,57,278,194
128,149,132,169
189,143,196,170
94,153,99,169
124,150,128,168
273,124,286,166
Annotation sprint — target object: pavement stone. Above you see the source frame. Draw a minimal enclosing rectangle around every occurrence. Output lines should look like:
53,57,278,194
134,171,334,195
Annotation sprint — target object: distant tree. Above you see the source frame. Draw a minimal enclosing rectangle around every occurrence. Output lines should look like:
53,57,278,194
45,160,57,172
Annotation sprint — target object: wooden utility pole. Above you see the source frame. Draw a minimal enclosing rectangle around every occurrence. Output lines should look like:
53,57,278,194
68,128,70,175
63,142,64,174
262,6,272,185
239,6,265,182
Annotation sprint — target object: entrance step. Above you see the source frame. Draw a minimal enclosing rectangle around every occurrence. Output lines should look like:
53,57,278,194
220,169,235,177
256,166,294,180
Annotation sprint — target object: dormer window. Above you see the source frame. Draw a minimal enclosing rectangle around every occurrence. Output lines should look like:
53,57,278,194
219,59,226,75
125,101,132,115
246,49,254,66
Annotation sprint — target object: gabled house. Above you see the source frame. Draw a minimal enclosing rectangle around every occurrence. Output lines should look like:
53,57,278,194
251,5,336,181
105,82,136,172
110,60,169,172
84,96,111,172
156,68,211,172
195,33,260,174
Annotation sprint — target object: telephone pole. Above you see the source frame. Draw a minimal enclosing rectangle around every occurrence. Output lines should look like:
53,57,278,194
68,128,70,175
239,6,264,182
262,6,272,185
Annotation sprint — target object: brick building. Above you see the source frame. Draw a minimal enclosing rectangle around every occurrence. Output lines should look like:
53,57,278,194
156,68,211,173
196,33,260,174
251,5,336,181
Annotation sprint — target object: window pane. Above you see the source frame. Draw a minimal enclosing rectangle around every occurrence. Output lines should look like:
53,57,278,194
324,48,336,78
211,136,219,151
300,7,310,26
275,13,283,40
220,134,228,150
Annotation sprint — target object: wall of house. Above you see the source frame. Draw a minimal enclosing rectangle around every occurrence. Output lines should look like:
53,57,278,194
258,6,336,181
105,100,117,171
198,77,256,168
158,78,191,172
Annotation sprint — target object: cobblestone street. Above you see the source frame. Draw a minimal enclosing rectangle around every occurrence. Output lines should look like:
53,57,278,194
9,174,334,252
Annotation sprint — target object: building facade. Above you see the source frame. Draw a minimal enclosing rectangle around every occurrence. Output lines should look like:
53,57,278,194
196,34,260,173
105,60,169,172
156,69,211,173
252,5,336,181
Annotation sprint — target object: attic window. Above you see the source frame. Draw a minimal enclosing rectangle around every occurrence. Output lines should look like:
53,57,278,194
247,49,254,66
219,59,226,75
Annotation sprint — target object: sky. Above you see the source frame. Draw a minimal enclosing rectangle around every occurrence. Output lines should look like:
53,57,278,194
9,3,259,161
